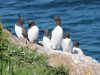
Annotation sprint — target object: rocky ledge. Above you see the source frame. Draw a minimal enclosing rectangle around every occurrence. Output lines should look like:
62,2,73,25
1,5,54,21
3,29,100,75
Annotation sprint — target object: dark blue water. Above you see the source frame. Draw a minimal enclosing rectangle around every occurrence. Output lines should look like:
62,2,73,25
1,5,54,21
0,0,100,62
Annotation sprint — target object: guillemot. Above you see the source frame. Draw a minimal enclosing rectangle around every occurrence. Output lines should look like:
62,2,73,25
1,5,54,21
51,16,63,50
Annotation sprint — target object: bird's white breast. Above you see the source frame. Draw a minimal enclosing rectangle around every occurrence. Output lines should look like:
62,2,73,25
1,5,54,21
62,38,73,53
73,47,84,55
28,26,39,42
43,36,52,49
51,26,63,50
15,24,24,38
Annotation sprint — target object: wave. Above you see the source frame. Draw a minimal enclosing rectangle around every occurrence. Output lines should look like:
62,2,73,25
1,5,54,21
31,0,99,5
1,0,99,6
28,0,100,9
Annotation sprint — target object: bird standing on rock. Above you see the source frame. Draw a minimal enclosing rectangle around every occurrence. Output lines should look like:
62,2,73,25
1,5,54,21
51,16,63,50
43,29,52,50
28,20,39,43
62,32,73,53
15,14,27,39
72,41,84,55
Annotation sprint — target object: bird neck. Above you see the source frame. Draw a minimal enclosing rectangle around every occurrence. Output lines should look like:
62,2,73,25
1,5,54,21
75,46,79,48
55,21,61,26
29,24,35,28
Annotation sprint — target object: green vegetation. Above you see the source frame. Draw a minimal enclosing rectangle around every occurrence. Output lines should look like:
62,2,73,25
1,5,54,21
0,24,69,75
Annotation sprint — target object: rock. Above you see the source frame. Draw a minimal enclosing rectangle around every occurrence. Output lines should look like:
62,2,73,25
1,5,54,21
2,29,11,35
9,35,19,44
18,37,29,45
26,43,36,51
15,37,36,51
35,44,46,54
47,51,100,75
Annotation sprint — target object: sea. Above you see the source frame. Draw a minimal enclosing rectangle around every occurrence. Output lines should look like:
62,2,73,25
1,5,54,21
0,0,100,62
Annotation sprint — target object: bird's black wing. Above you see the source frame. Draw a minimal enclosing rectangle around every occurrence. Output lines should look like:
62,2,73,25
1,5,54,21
22,26,28,39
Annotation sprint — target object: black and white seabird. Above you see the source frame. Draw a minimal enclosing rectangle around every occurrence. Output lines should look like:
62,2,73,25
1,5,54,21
28,20,39,43
72,41,84,55
43,29,52,50
15,14,27,38
62,32,73,53
51,16,63,50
